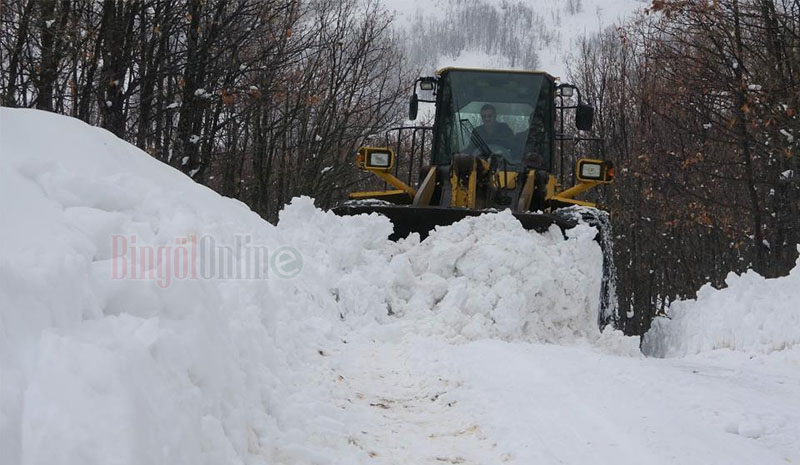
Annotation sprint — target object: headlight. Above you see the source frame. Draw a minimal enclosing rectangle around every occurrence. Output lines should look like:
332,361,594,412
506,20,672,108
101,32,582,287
369,151,391,168
356,147,395,171
576,158,613,183
580,163,602,179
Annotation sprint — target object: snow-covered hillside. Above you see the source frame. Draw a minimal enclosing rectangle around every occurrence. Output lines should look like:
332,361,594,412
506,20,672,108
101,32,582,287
382,0,646,78
1,108,799,464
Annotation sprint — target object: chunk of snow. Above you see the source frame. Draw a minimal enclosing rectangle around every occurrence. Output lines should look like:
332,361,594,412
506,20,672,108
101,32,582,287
737,421,765,439
194,88,206,96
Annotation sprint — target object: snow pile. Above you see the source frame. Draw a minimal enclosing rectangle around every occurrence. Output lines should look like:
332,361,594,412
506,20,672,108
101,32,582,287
642,255,800,357
383,214,604,343
0,108,371,464
276,194,607,345
0,108,609,465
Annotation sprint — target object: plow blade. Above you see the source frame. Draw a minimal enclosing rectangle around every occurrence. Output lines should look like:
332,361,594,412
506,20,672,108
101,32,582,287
332,204,577,241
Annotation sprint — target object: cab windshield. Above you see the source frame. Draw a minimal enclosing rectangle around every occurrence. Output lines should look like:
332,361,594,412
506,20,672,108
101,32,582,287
433,70,554,169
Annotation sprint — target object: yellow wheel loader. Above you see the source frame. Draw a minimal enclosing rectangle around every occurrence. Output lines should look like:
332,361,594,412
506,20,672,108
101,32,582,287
334,68,618,324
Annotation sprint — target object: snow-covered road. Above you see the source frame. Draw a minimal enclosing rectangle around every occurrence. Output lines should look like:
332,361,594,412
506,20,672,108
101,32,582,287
313,336,800,464
325,338,503,463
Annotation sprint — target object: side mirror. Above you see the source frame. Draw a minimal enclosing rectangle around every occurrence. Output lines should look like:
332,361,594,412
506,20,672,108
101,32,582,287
409,93,419,121
419,78,435,91
576,103,594,131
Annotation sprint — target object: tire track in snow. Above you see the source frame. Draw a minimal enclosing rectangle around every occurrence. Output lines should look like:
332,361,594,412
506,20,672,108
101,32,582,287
328,339,512,464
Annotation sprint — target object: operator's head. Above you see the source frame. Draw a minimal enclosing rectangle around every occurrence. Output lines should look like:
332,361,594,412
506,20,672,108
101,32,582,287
480,104,497,127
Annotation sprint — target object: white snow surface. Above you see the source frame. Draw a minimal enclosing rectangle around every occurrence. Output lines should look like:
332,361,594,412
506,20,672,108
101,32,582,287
2,108,799,464
643,257,800,357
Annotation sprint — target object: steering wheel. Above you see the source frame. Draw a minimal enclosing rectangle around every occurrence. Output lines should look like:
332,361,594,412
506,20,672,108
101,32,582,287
472,143,510,158
482,144,521,165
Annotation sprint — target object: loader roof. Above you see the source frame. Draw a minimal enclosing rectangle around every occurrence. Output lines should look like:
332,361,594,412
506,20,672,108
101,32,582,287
436,67,559,82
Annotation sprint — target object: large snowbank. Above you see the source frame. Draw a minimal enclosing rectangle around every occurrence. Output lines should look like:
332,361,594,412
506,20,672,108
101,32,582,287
642,255,800,357
0,109,609,464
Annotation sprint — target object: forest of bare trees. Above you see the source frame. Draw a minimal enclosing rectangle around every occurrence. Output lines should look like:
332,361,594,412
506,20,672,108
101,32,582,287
0,0,411,221
569,0,799,334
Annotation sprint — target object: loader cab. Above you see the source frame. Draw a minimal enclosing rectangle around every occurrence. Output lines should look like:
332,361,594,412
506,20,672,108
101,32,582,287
430,68,556,171
342,66,610,211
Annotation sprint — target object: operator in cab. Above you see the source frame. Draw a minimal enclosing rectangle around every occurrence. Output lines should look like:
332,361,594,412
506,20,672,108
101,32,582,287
462,104,515,156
